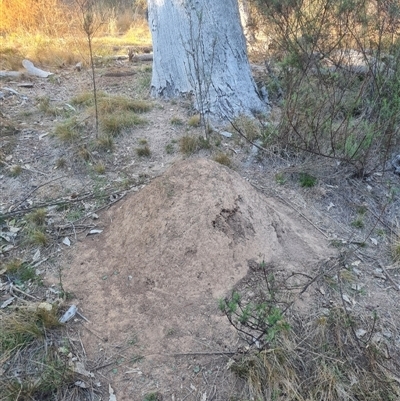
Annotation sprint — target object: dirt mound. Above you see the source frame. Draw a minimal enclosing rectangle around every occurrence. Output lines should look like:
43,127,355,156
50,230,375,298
61,158,332,400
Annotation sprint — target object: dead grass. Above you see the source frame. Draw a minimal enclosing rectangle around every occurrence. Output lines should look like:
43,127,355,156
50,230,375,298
96,135,115,151
27,229,49,247
391,233,400,263
71,95,151,136
100,113,146,136
0,1,150,70
136,145,151,157
0,304,86,401
78,146,92,162
225,259,400,401
179,135,199,155
213,153,232,167
9,164,23,177
53,117,84,142
233,115,261,142
188,114,201,127
97,96,151,114
26,208,47,226
170,116,184,126
94,162,106,174
71,91,107,108
179,135,211,155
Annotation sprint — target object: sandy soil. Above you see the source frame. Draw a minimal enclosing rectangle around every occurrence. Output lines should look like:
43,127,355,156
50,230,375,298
1,57,400,400
60,158,333,400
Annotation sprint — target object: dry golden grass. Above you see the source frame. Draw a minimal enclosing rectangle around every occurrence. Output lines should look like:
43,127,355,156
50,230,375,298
0,0,70,36
0,1,151,69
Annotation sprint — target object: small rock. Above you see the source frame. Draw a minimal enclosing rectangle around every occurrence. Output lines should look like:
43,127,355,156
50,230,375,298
75,381,88,389
88,229,103,235
342,294,353,305
356,329,367,338
373,269,386,280
320,308,330,316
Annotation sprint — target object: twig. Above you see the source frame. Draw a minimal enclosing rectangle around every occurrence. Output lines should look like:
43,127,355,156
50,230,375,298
378,261,400,291
76,310,91,323
1,189,126,219
228,118,288,163
82,324,107,342
385,264,400,271
182,389,195,401
300,257,341,295
253,182,329,239
13,175,68,210
10,283,39,300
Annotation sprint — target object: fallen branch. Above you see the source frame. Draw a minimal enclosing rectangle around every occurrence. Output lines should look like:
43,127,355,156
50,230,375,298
2,189,128,219
22,59,53,78
13,175,68,211
0,71,22,78
10,283,39,300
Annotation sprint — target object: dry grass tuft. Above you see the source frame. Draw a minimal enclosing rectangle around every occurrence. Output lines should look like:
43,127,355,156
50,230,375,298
100,113,146,136
54,118,84,142
71,91,107,108
233,115,261,142
98,96,151,114
94,162,106,174
28,229,49,247
179,135,210,155
96,135,115,151
170,116,184,125
136,145,151,157
179,135,198,155
213,153,232,167
9,164,23,177
188,114,201,127
27,208,47,226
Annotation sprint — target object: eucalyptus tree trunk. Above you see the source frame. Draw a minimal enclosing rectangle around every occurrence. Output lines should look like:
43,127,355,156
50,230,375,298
147,0,268,120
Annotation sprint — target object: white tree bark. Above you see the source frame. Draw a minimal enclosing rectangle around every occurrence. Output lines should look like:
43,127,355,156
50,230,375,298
147,0,268,120
239,0,256,44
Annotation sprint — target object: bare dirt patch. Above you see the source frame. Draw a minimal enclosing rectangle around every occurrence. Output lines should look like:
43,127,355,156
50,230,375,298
59,158,332,400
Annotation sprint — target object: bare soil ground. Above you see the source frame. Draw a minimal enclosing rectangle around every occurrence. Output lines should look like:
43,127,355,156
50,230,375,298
1,58,400,400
